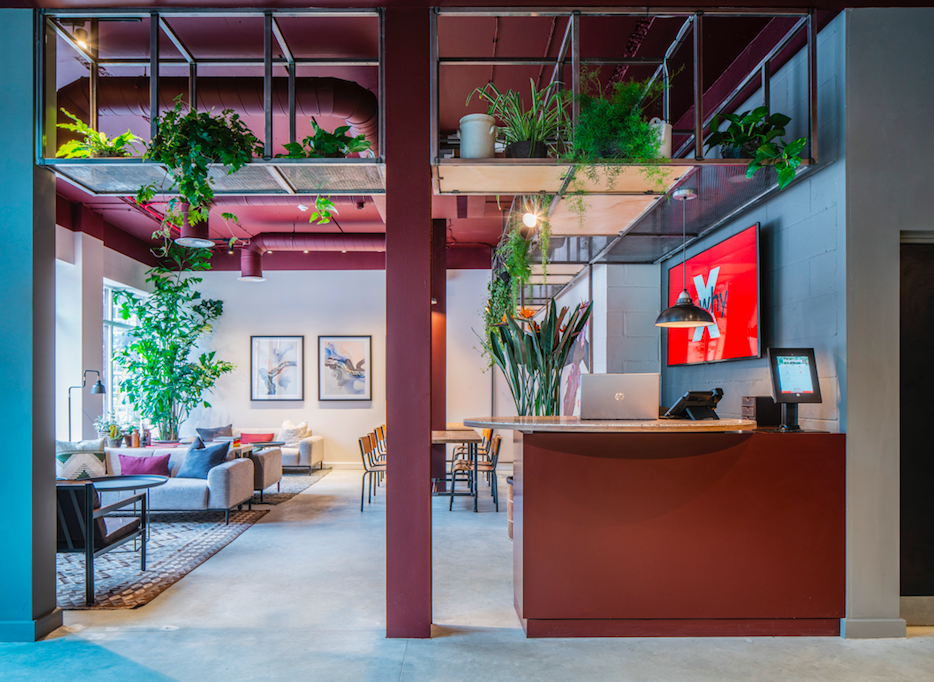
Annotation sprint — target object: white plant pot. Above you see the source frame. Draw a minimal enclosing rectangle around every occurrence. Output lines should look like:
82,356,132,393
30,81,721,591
650,117,672,159
458,114,497,159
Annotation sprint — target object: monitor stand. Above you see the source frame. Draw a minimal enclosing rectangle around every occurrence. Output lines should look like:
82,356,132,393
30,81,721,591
779,403,801,432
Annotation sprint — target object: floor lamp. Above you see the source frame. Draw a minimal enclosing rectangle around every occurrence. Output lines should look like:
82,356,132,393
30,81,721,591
68,370,105,441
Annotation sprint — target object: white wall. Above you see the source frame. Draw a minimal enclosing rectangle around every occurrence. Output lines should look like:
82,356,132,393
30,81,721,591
186,270,387,466
188,268,492,467
592,263,661,375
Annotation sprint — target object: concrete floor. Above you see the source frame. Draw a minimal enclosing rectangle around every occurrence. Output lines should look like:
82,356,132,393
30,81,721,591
3,469,934,681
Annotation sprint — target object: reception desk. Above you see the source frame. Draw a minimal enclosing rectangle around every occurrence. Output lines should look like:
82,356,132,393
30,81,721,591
463,417,845,638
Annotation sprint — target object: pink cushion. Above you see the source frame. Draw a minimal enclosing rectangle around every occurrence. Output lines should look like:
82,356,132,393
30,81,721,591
240,432,275,444
118,453,171,476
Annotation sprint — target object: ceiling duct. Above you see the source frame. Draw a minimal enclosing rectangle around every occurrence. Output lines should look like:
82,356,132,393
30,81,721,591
238,245,265,282
250,232,385,253
58,76,379,154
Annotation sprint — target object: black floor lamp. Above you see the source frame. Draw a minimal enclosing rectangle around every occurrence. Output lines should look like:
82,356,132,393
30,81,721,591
68,370,105,441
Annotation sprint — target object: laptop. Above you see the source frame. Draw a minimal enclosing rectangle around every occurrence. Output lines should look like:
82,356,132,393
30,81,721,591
580,373,661,420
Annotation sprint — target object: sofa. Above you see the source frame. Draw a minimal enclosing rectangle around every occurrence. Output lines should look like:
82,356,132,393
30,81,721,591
100,446,257,523
235,428,324,472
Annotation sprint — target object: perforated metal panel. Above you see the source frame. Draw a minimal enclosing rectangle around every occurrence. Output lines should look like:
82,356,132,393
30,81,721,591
52,162,172,195
210,165,284,193
278,162,386,193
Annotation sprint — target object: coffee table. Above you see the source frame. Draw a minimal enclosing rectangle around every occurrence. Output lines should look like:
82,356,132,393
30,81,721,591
88,475,168,535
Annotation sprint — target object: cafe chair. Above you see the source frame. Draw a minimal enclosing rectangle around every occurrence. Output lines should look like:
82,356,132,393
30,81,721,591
56,481,148,606
476,436,503,511
358,434,386,511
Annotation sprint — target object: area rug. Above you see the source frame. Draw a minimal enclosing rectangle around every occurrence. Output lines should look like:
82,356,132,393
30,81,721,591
57,470,330,610
257,468,330,505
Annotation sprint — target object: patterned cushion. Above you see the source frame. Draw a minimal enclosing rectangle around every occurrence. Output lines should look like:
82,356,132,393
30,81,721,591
55,439,106,480
276,420,308,447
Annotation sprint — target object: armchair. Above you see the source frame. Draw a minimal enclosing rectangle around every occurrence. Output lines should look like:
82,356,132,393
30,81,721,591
56,481,147,606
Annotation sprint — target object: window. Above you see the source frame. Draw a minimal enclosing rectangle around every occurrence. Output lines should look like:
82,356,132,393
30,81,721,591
103,284,141,427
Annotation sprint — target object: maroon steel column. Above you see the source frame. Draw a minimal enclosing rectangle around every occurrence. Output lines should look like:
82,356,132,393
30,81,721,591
385,7,433,639
431,219,447,488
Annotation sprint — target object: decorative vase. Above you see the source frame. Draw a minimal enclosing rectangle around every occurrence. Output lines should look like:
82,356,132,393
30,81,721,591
504,141,548,159
459,114,497,159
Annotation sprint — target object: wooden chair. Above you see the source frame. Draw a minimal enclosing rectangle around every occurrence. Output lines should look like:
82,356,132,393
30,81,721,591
358,434,386,511
56,481,147,606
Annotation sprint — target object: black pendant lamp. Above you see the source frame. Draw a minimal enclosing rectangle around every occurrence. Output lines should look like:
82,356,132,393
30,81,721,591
655,188,716,328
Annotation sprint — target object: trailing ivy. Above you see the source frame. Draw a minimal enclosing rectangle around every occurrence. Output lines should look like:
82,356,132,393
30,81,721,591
137,96,263,230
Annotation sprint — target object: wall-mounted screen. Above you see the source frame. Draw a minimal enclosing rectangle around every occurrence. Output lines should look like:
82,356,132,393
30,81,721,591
666,224,760,366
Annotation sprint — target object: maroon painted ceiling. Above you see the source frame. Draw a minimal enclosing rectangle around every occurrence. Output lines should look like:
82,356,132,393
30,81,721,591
45,5,840,268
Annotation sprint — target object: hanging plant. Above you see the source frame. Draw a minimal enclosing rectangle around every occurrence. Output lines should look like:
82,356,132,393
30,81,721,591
56,109,143,158
563,71,672,227
476,274,516,365
705,107,806,190
277,121,372,224
136,96,263,230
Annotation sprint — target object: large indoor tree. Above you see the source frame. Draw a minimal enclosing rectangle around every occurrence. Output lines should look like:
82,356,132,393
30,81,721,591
113,244,233,441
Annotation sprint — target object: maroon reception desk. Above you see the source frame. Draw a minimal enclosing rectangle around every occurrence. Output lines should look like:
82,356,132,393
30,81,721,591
464,417,845,638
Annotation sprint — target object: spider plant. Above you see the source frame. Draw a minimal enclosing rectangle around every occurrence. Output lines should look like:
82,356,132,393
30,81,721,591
466,78,569,154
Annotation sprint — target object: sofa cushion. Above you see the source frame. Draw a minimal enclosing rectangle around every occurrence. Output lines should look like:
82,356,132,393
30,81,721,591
277,420,308,447
176,441,231,479
196,424,232,441
147,478,210,510
118,453,171,476
241,432,275,444
56,439,107,480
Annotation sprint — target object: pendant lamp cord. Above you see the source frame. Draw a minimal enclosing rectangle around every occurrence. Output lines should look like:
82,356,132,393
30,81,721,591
681,194,687,292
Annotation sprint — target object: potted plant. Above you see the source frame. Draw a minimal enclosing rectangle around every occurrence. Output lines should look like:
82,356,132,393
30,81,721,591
136,96,263,232
93,413,124,447
467,78,568,158
56,109,143,158
487,300,592,416
112,238,235,442
276,122,372,224
705,106,806,189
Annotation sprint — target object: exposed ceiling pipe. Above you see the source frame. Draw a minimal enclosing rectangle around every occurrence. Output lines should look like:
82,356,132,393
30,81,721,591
210,196,371,207
58,76,379,154
250,232,385,254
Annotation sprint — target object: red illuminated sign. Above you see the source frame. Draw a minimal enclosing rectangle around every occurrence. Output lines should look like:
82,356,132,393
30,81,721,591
666,224,760,365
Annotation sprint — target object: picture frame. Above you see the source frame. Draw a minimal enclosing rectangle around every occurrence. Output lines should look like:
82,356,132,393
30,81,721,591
318,336,372,401
250,336,304,401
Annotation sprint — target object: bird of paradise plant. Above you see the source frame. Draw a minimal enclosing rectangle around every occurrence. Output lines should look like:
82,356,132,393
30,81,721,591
488,300,592,416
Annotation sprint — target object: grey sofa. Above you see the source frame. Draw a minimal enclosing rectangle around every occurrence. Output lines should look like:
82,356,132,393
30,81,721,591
102,446,255,523
235,428,324,472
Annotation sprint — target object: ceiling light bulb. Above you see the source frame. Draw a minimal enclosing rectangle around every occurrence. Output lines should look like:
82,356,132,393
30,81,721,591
522,212,538,228
341,250,347,254
297,204,308,212
74,27,89,49
227,249,234,255
267,250,273,254
303,250,309,254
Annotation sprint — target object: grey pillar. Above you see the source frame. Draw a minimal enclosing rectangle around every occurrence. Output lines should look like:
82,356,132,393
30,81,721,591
0,9,61,641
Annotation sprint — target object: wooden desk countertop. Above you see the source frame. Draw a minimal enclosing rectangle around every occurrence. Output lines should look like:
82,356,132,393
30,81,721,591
462,416,756,433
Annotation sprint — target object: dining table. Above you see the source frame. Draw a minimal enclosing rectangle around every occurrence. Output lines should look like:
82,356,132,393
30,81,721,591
431,429,484,512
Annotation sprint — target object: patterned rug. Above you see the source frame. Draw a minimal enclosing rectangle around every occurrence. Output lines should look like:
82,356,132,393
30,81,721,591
57,470,330,610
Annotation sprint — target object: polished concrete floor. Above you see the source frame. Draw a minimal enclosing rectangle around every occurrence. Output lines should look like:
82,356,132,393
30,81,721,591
3,469,934,681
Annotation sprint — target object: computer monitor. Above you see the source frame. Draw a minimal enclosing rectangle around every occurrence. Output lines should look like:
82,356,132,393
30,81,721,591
767,348,822,431
662,388,724,420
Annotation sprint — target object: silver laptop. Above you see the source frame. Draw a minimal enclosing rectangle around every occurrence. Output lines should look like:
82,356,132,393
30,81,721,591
580,373,660,420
